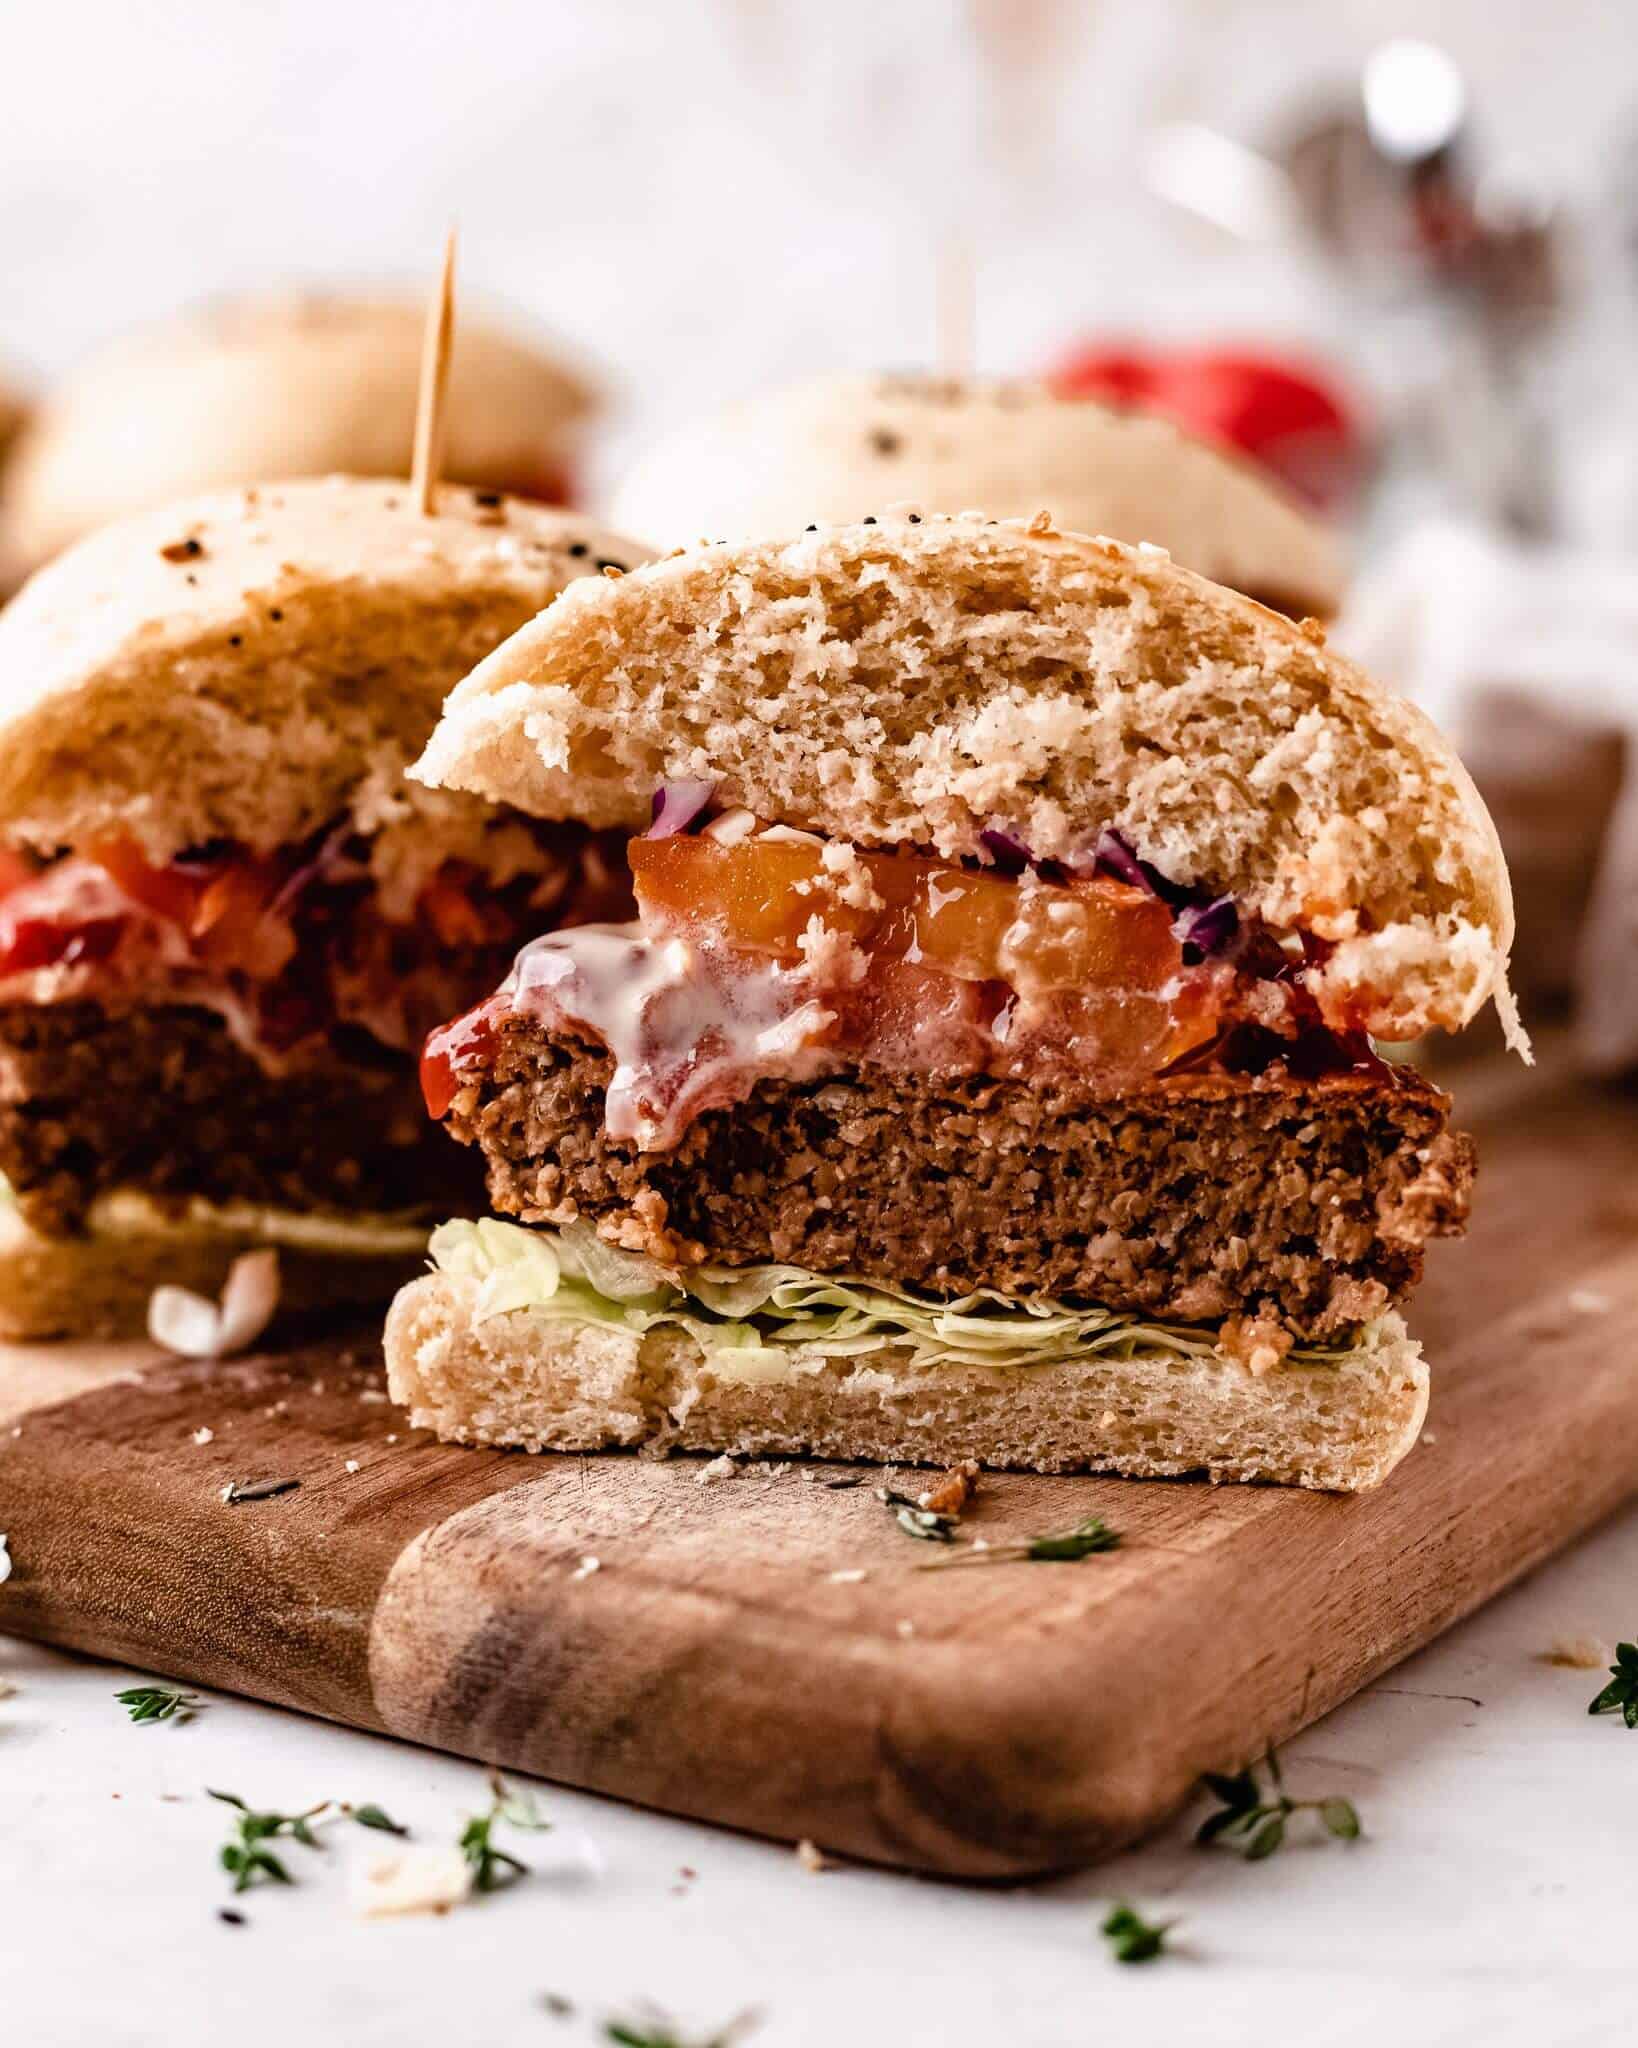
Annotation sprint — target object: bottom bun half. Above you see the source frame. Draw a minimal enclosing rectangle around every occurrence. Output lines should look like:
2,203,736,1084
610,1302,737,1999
384,1270,1429,1493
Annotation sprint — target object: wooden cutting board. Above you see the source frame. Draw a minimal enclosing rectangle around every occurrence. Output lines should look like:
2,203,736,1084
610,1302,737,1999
3,1040,1635,1881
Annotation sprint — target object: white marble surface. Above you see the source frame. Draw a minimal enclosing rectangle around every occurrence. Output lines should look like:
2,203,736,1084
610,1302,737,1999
3,1497,1635,2048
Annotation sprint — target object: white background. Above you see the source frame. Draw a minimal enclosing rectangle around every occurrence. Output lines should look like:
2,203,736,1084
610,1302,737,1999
4,0,1638,492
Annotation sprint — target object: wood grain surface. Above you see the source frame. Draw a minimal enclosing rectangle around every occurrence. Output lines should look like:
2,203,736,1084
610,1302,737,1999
2,1042,1635,1880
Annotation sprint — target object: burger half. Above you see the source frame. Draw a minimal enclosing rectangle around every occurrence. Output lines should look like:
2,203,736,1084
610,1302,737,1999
387,515,1519,1489
0,477,648,1336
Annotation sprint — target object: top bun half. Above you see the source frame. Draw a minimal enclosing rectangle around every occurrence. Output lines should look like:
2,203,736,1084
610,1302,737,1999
607,372,1344,619
417,514,1516,1045
0,476,651,861
1,294,599,579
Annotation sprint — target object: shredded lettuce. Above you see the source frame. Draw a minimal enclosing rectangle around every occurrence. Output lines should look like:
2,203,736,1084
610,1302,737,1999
428,1217,1382,1379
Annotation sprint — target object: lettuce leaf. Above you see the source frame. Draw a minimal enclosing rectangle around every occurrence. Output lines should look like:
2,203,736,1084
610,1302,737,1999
428,1217,1385,1378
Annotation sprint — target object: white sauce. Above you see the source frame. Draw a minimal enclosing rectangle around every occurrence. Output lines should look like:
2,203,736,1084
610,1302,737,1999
505,923,835,1150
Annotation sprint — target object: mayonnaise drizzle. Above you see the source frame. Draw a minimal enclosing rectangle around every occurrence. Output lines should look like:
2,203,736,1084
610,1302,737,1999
504,923,836,1150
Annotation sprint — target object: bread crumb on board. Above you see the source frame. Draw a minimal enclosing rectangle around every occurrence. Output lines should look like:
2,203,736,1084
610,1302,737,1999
1544,1635,1610,1670
796,1838,830,1873
917,1459,980,1518
352,1846,472,1918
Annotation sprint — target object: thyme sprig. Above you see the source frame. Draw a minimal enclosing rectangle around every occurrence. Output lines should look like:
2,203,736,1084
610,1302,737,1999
209,1790,330,1892
115,1683,201,1725
208,1789,407,1890
1588,1641,1638,1727
917,1514,1121,1570
458,1772,551,1892
1100,1901,1173,1963
1196,1748,1361,1858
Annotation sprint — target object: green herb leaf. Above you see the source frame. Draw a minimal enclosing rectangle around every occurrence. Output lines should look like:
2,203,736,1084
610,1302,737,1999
1195,1747,1362,1860
1588,1641,1638,1727
1025,1515,1120,1562
347,1802,409,1837
1245,1813,1286,1860
1200,1769,1259,1813
115,1683,201,1725
1100,1902,1173,1964
1320,1797,1361,1839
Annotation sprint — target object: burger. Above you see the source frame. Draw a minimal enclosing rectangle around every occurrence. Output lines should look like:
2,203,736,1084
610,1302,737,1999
607,372,1343,620
0,293,597,585
385,515,1518,1490
0,476,648,1337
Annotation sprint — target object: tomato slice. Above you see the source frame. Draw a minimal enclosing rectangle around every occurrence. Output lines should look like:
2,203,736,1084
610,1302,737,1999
629,834,1182,997
88,837,209,925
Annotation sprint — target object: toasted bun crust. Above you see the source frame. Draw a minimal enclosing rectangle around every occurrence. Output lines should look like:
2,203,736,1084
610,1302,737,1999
1,294,598,577
0,476,650,860
418,515,1516,1041
0,1201,418,1342
384,1270,1428,1491
606,373,1344,617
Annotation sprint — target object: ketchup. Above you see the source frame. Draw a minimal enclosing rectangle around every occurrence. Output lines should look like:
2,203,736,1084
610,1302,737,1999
421,995,503,1119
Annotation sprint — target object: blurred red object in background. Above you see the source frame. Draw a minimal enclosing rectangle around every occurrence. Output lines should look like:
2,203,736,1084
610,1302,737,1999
1047,345,1362,514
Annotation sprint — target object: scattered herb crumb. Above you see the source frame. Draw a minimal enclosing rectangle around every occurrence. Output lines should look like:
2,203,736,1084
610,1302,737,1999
1100,1901,1173,1963
209,1789,330,1892
217,1908,246,1928
1196,1749,1361,1857
1588,1641,1638,1727
875,1485,957,1544
344,1801,409,1837
542,1993,576,2019
116,1683,201,1725
604,2007,761,2048
918,1513,1120,1570
219,1477,300,1507
458,1772,550,1892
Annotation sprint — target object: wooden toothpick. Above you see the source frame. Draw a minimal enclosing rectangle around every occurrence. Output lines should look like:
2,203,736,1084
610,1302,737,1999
934,228,974,383
411,227,458,515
